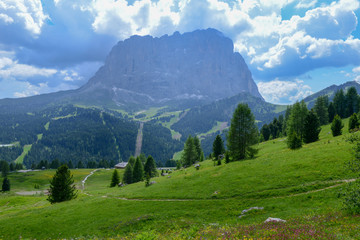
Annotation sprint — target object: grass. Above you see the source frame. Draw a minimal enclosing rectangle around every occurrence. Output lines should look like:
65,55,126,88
15,144,32,164
0,118,359,239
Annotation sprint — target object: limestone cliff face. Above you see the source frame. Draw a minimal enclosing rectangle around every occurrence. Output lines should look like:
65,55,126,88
80,28,263,105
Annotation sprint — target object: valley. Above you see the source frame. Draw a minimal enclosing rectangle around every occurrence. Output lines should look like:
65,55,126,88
0,119,359,239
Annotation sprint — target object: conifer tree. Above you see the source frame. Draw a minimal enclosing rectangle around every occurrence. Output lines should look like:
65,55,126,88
110,169,120,187
123,163,133,184
314,95,329,125
331,115,344,137
181,136,197,166
50,159,60,169
68,160,74,169
128,156,136,168
349,113,359,132
328,102,336,123
345,87,359,117
213,135,225,160
1,161,9,177
144,155,157,178
47,165,77,204
333,89,346,118
132,157,144,183
193,136,202,162
77,161,84,169
227,103,258,160
287,130,302,149
303,111,321,143
2,177,10,192
287,101,308,140
260,124,271,141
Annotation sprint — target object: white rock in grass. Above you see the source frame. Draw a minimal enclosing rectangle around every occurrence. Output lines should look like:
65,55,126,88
264,217,286,223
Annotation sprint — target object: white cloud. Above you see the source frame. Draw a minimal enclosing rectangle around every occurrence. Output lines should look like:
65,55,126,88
0,52,57,79
296,0,317,9
258,79,313,104
0,0,48,36
13,81,74,98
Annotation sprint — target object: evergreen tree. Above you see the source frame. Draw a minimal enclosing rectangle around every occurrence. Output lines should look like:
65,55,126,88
47,165,77,204
260,124,271,141
50,159,60,169
123,163,133,184
287,130,302,149
110,169,120,187
227,104,258,161
9,163,14,172
181,136,197,166
283,106,293,136
287,101,308,140
328,102,336,123
212,135,225,160
128,156,136,168
87,161,97,168
349,113,359,132
314,95,329,125
333,89,346,118
346,87,359,117
303,111,321,143
144,155,157,178
139,153,147,164
225,151,230,164
132,157,144,183
331,115,344,137
199,151,204,162
193,136,202,162
1,161,9,177
77,161,84,169
2,177,10,192
68,160,74,169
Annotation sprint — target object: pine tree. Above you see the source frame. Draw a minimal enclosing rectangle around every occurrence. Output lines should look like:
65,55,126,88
128,156,136,168
68,160,74,169
77,161,84,169
2,177,10,192
50,159,60,169
227,103,258,161
139,153,147,164
349,113,359,132
110,169,120,187
144,155,157,178
181,136,197,167
123,163,133,184
314,95,329,125
193,136,202,162
328,102,336,123
260,124,271,141
1,161,9,177
47,165,77,204
212,135,225,160
225,151,230,164
132,157,144,183
287,130,302,149
9,163,14,172
331,115,344,137
287,101,308,140
303,110,321,143
333,89,346,118
346,87,359,118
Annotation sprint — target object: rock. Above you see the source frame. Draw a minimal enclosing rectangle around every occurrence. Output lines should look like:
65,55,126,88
150,181,156,185
264,217,286,223
167,175,171,178
80,28,263,107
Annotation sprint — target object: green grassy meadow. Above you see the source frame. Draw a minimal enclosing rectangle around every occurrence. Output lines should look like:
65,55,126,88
0,118,359,239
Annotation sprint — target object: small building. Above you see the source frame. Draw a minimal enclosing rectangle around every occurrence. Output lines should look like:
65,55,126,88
114,162,128,169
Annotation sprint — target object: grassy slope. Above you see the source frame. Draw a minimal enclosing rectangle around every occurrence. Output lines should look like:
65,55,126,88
0,119,359,239
15,144,32,164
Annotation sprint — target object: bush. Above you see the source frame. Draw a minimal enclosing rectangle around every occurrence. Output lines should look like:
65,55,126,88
2,177,10,192
340,180,360,213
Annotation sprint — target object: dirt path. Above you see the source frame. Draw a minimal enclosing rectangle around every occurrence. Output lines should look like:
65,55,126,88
135,122,144,157
81,169,99,190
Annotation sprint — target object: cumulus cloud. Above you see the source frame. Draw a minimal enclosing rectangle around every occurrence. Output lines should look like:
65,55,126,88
0,0,48,36
258,79,313,104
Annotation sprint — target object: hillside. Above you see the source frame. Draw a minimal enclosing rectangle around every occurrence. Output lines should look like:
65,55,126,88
0,118,359,239
303,81,360,108
0,105,182,167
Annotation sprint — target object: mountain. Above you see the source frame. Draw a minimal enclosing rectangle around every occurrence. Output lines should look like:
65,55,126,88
303,81,360,108
0,29,263,114
79,28,263,107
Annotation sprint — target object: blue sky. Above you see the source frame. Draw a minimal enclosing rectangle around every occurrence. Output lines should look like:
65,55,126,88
0,0,360,104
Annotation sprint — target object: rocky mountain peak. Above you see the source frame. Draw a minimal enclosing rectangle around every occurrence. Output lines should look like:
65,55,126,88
81,28,263,106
